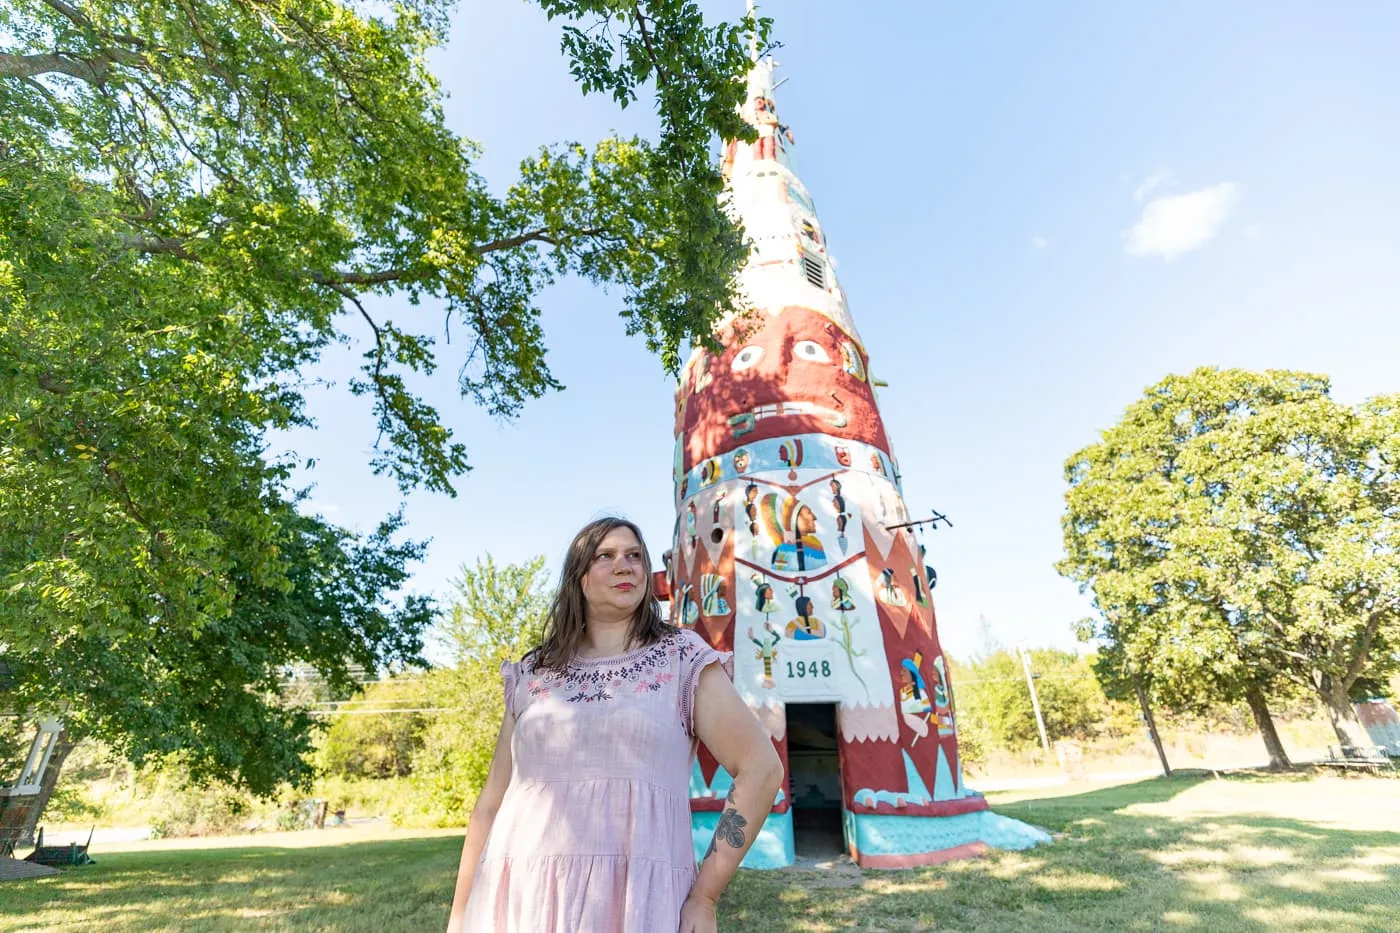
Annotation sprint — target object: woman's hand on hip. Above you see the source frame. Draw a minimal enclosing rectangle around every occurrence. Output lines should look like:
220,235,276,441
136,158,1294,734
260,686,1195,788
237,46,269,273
679,892,718,933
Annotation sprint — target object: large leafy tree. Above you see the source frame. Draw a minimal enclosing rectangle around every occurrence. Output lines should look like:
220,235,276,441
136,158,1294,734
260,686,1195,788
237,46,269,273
1060,368,1400,761
0,0,769,803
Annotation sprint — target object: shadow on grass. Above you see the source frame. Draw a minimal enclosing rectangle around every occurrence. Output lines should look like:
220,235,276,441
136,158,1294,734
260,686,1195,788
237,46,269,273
0,834,464,933
722,773,1400,933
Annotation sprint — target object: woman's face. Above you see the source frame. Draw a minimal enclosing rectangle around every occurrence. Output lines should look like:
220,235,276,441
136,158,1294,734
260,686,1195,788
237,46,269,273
581,527,647,623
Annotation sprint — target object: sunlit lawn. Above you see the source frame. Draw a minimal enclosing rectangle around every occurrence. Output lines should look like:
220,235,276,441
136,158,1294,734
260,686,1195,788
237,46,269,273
2,771,1397,932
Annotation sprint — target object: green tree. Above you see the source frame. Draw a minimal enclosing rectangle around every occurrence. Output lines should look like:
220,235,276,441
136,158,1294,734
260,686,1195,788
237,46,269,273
437,554,552,666
954,648,1113,753
0,0,768,814
3,504,432,791
1,715,28,785
2,1,767,494
402,554,552,825
1060,368,1400,760
318,677,432,780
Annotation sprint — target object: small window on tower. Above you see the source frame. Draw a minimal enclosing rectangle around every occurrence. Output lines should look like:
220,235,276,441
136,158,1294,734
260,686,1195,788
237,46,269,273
802,250,826,289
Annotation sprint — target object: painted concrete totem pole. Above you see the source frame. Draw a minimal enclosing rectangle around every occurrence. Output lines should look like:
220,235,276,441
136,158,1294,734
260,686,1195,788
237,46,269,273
668,58,1048,868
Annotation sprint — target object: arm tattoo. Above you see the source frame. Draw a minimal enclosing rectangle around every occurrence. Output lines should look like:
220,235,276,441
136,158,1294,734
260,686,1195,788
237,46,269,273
703,788,748,861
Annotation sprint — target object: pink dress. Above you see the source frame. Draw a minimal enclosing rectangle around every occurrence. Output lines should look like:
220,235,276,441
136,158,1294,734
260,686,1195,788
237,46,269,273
462,627,732,933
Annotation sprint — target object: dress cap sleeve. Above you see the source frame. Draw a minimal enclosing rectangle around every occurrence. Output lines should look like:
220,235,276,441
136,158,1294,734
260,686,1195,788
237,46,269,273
501,658,521,719
678,628,734,737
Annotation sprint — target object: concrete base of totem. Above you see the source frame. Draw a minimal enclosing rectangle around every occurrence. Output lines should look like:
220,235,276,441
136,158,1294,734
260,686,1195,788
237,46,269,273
844,809,1052,869
691,806,1049,870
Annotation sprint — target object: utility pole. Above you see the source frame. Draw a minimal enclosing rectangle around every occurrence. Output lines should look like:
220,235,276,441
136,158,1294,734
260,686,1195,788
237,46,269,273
1018,647,1051,755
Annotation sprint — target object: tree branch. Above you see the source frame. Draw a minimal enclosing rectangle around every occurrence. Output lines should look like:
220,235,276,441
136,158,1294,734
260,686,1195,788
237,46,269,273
308,268,413,287
123,235,197,260
125,226,608,286
35,372,70,396
326,282,391,446
0,50,115,82
40,0,95,31
128,76,237,184
630,5,669,91
476,228,564,253
172,0,238,89
1342,608,1389,687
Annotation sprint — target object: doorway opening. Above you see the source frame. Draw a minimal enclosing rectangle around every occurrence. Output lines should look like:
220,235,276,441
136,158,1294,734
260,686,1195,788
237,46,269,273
784,703,845,859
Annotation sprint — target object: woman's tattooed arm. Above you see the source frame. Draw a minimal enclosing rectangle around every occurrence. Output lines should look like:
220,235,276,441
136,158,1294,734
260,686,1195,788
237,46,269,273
703,788,748,862
684,658,785,918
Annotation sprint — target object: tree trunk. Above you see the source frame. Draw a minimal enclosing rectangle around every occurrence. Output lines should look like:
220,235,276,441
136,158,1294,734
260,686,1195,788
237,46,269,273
1318,675,1372,752
1135,681,1172,776
17,729,76,844
1244,687,1291,770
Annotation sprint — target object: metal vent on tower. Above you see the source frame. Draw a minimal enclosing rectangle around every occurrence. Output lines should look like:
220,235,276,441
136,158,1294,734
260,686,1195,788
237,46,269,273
802,250,825,289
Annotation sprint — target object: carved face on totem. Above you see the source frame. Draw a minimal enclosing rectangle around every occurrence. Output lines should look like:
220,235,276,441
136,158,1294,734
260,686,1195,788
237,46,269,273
676,306,889,473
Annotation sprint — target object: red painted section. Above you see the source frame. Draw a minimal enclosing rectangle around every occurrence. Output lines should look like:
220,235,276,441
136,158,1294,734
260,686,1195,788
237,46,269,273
692,724,790,815
851,841,990,869
652,571,670,601
676,306,888,473
831,523,963,810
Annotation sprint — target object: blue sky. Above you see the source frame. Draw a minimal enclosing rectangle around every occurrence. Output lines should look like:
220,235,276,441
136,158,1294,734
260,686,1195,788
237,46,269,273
278,1,1400,661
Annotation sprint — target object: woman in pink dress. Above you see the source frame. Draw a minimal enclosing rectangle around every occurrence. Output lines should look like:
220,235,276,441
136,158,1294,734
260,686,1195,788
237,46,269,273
446,517,784,933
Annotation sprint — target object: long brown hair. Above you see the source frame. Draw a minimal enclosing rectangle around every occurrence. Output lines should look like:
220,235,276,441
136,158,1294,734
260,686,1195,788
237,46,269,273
532,517,672,673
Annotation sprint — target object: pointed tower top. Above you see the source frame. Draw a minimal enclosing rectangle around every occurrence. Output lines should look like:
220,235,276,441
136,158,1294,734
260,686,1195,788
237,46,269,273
713,34,867,351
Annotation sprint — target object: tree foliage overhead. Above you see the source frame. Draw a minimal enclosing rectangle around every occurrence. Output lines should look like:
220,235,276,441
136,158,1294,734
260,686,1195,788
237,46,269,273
1,0,770,492
1059,367,1400,750
0,0,769,793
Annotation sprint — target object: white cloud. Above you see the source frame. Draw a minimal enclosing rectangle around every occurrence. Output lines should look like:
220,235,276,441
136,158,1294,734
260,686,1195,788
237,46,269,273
1123,182,1238,260
1133,170,1169,203
1031,235,1050,250
300,499,341,517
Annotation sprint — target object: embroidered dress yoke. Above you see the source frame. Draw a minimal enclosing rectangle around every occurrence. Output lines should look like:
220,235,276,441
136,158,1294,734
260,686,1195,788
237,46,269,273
462,627,732,933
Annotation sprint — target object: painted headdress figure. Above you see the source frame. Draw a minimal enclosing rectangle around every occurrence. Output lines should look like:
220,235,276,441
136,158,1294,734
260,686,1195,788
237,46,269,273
701,573,731,617
757,493,827,572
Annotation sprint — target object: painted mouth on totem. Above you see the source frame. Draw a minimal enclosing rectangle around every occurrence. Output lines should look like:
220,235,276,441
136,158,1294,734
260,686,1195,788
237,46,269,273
729,401,848,430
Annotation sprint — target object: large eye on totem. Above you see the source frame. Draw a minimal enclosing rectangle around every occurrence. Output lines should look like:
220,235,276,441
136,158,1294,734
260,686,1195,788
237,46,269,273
732,345,765,371
793,340,831,364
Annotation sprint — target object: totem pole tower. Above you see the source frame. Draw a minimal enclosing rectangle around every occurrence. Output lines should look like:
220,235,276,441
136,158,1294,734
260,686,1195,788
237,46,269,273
667,55,1049,868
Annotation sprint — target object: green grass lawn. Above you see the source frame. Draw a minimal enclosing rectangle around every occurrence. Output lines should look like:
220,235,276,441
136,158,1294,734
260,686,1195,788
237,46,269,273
2,771,1396,932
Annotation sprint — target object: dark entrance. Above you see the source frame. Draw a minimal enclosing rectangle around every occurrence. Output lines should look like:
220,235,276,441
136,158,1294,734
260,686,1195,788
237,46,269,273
784,703,845,859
